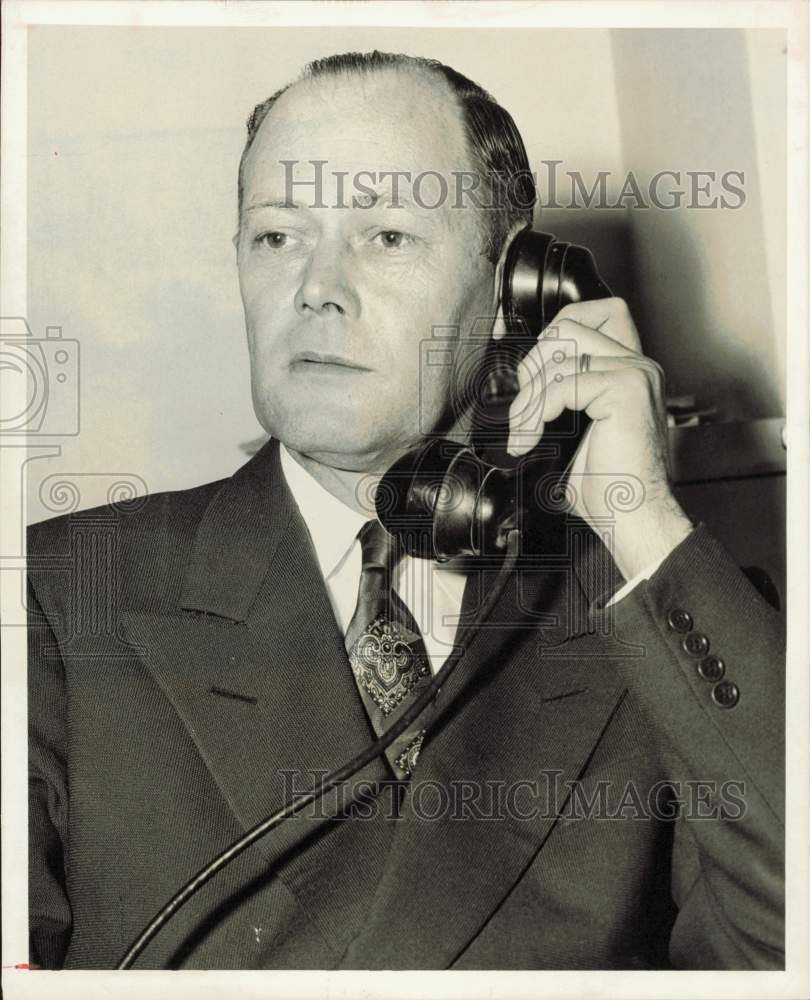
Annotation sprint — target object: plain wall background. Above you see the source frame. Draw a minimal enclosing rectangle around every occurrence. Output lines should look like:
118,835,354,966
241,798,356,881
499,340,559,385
25,26,785,523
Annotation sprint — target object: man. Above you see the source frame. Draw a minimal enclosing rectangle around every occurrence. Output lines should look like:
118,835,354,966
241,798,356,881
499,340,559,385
28,51,784,970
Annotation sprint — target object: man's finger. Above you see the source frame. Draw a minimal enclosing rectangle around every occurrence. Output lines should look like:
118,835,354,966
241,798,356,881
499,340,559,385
513,352,663,426
507,364,658,457
517,318,642,392
551,297,642,352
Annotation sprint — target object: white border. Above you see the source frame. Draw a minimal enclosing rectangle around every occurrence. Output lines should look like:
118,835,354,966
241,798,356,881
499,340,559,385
0,0,801,29
2,2,808,998
0,0,29,982
784,2,810,993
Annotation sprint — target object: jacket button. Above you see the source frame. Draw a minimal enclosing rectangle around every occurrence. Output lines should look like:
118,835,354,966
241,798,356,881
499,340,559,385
712,680,739,708
682,632,710,657
698,655,725,682
667,608,693,633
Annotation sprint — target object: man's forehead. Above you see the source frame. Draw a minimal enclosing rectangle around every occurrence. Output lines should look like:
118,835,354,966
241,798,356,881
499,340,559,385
244,68,473,184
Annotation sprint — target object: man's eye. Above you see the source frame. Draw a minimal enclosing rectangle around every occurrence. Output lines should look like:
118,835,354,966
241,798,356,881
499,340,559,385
256,232,289,249
374,230,410,249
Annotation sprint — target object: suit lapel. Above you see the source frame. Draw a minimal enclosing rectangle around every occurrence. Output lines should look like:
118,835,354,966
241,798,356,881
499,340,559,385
121,440,389,872
339,520,626,969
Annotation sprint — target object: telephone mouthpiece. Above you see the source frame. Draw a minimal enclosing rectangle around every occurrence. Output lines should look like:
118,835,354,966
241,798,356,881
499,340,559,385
375,438,515,561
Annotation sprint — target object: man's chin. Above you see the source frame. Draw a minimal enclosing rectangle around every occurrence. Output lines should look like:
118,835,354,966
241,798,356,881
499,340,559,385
260,419,407,473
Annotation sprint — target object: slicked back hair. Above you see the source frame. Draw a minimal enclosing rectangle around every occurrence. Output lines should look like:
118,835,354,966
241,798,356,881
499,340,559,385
237,50,536,263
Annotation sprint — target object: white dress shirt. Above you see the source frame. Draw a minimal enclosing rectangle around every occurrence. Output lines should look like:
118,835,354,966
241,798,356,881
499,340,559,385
279,444,666,673
280,445,467,673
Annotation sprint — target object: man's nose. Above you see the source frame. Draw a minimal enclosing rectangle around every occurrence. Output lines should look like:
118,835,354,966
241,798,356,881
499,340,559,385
294,239,360,318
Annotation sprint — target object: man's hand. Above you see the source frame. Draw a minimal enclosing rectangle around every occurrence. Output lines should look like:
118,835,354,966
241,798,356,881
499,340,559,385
506,297,693,581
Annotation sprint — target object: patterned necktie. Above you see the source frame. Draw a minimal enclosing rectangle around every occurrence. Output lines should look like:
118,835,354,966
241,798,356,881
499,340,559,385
344,519,432,777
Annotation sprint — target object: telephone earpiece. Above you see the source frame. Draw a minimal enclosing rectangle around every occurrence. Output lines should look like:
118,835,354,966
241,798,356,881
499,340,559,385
502,229,611,334
376,229,612,560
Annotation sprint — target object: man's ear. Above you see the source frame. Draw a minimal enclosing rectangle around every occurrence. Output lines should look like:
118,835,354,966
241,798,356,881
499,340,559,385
490,222,531,342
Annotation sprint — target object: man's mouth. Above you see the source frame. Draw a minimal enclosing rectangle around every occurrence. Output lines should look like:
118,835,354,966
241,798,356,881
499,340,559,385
289,350,372,372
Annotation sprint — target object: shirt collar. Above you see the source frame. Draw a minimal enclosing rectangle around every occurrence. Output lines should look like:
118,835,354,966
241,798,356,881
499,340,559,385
279,443,369,581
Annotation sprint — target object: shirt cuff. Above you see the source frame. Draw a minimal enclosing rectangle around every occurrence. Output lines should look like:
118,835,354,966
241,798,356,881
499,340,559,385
605,529,696,606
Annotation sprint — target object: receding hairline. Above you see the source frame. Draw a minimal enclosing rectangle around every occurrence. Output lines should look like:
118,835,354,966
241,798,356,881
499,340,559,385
240,62,477,181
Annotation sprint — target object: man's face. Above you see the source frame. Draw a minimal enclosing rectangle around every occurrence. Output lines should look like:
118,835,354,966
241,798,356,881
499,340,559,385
236,69,496,472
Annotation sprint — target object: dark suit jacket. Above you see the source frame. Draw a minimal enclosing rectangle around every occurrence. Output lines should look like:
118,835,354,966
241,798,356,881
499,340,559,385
28,439,785,970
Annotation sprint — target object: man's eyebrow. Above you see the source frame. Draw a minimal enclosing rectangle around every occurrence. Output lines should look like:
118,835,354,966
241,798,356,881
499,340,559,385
244,192,423,212
244,199,302,212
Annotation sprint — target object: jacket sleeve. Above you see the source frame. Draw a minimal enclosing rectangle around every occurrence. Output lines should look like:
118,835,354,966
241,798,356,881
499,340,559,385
28,576,73,969
609,524,784,969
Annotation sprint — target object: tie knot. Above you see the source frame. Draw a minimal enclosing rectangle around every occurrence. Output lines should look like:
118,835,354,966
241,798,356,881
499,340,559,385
358,519,399,574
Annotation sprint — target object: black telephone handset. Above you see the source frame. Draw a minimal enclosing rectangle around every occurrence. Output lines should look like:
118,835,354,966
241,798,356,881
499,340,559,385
376,229,612,561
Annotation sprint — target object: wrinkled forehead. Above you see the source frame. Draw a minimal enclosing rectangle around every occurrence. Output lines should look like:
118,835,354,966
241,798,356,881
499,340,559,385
241,69,477,207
